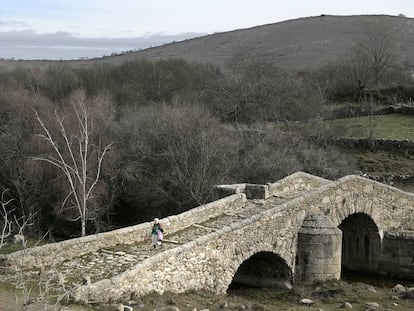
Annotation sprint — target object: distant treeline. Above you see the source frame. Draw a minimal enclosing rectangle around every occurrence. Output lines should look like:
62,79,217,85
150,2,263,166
0,56,411,239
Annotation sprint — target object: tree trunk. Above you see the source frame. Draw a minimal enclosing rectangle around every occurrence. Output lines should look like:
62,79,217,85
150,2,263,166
81,217,86,237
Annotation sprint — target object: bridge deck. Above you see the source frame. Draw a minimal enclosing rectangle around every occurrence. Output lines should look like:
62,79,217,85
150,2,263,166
0,191,306,297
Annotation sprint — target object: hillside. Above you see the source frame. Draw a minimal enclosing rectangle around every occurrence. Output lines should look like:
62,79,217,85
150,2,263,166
1,15,414,72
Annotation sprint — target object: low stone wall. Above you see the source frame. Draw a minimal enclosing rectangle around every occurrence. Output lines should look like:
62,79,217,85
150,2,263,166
318,137,414,153
267,171,331,197
214,183,271,200
391,104,414,115
0,193,247,269
214,172,331,200
213,184,246,200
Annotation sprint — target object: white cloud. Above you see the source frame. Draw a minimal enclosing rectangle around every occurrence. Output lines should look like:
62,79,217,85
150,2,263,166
0,30,205,60
0,20,31,28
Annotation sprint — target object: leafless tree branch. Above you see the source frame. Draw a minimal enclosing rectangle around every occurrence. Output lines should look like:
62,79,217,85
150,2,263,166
32,92,113,236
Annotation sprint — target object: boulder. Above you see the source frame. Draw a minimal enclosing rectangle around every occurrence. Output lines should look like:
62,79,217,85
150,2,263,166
116,303,134,311
364,302,379,310
392,284,406,293
299,298,314,305
12,234,25,244
364,302,379,307
342,301,352,309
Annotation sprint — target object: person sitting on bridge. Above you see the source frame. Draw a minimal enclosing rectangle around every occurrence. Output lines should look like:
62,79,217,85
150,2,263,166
151,218,164,249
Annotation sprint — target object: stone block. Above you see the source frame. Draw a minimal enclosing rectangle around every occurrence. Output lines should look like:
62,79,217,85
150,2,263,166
245,184,270,199
213,185,242,200
310,250,325,259
307,234,332,244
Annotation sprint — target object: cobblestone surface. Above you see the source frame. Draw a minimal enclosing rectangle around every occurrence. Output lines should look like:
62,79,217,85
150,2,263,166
0,193,304,295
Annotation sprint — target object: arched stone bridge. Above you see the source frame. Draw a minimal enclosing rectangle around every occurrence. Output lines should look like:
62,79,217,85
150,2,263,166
1,172,414,304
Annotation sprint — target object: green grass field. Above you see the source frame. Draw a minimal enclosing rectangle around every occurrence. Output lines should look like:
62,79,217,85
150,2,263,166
281,114,414,141
276,113,414,186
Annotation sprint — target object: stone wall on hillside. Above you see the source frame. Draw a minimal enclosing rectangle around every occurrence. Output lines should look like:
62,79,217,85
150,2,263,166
318,137,414,153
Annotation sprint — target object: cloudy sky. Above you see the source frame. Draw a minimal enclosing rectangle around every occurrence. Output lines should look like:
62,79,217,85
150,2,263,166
1,0,414,60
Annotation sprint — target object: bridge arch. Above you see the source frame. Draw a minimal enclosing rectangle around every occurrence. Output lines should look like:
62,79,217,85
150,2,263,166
338,212,382,274
227,251,292,290
328,192,384,233
217,238,294,293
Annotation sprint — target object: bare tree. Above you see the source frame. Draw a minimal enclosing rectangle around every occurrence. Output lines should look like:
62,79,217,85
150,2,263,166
0,189,14,248
32,90,113,237
344,24,397,92
361,27,396,87
115,103,235,220
364,95,379,140
0,188,36,251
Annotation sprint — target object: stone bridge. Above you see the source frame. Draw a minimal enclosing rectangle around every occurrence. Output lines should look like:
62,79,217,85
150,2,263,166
1,172,414,304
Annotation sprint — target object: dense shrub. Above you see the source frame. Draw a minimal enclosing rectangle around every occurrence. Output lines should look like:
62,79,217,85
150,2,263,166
0,59,359,237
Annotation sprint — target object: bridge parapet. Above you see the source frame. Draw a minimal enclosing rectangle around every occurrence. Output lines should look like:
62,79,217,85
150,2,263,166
73,198,300,303
302,174,414,231
0,193,247,269
268,171,331,197
213,183,270,199
214,171,332,200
